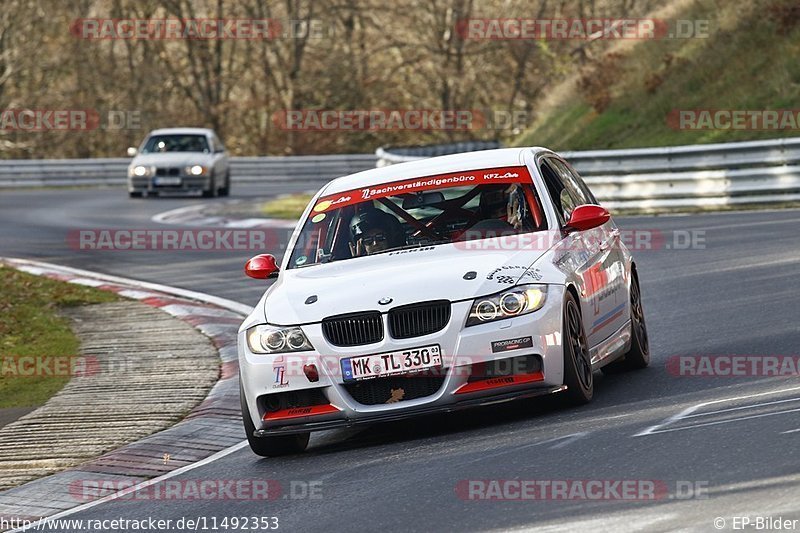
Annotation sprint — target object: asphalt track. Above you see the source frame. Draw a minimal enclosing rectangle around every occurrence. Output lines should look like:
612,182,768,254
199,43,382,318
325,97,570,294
1,184,799,532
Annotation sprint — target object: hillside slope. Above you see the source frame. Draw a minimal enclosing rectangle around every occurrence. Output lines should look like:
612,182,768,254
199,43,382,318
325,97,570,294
514,0,800,150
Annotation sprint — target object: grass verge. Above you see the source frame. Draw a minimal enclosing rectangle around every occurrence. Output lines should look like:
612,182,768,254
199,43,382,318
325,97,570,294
0,266,118,409
261,193,314,219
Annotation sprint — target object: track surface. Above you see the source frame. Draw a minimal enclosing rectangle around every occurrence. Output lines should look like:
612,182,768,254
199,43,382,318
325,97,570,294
2,185,799,532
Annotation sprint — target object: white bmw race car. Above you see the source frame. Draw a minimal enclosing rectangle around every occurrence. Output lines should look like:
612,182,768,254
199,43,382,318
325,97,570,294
238,147,649,456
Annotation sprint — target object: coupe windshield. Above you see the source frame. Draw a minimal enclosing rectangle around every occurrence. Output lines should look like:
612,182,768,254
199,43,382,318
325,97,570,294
142,134,209,153
287,166,547,269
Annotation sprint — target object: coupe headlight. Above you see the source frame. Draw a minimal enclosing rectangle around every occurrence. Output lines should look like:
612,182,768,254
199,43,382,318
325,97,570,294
246,325,314,354
131,165,149,177
466,284,548,326
187,165,207,176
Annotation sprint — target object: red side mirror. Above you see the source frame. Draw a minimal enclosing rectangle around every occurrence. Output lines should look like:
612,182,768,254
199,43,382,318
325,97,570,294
245,254,279,279
565,204,611,232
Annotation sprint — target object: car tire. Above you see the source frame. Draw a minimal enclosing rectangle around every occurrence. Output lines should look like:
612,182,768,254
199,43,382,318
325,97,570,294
240,381,310,456
562,291,594,405
218,172,230,197
202,175,216,198
129,191,143,198
601,272,650,374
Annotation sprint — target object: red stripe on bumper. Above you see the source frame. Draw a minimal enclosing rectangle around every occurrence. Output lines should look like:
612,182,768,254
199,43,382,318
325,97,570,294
454,371,545,394
263,403,340,421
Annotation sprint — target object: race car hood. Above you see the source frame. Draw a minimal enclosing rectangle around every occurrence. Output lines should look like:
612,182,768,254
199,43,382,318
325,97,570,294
129,152,214,168
263,238,558,325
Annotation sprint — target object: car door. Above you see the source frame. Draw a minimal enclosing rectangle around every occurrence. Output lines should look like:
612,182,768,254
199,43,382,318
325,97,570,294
550,157,627,348
537,157,618,349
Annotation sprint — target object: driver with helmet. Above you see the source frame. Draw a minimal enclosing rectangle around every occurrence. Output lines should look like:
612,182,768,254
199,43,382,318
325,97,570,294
349,207,404,257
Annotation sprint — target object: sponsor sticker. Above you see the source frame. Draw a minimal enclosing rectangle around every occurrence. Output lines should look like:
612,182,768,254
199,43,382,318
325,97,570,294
491,336,534,353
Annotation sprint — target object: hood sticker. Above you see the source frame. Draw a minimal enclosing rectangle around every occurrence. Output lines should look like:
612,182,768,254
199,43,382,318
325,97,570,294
486,266,543,284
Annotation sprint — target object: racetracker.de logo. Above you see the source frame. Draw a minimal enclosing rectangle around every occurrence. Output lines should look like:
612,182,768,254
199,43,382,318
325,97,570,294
1,355,100,377
0,110,99,131
666,355,800,377
70,18,332,40
68,229,273,252
455,18,709,40
455,479,670,500
69,479,282,502
668,109,800,131
273,109,484,131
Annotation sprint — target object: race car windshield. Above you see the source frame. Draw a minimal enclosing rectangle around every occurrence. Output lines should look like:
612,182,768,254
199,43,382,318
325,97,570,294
141,134,210,153
286,166,547,269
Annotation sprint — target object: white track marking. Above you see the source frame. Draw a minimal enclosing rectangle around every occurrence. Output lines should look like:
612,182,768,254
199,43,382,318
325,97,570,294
681,396,800,419
11,442,249,532
636,407,800,436
634,385,800,437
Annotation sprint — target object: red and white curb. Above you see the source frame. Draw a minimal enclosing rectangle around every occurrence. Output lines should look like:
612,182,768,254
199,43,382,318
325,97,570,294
0,258,251,528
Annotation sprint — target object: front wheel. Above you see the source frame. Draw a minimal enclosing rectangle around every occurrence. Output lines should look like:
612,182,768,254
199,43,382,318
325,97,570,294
201,175,216,198
218,172,230,197
240,381,309,456
562,291,593,405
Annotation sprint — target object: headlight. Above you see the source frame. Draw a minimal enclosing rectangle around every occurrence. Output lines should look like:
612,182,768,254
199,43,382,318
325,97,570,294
187,165,207,176
131,165,149,177
466,284,547,326
246,325,314,354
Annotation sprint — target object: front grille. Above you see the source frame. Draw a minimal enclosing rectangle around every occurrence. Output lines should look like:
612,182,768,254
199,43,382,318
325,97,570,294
343,374,445,405
388,300,451,339
322,311,383,347
155,167,180,176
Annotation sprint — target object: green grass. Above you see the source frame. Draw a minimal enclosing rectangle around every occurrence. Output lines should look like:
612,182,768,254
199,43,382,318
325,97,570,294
261,194,314,219
0,267,118,408
515,0,800,150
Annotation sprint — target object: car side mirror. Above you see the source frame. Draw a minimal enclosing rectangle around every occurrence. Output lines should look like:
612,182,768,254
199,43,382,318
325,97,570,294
565,204,610,233
127,147,138,157
245,254,280,279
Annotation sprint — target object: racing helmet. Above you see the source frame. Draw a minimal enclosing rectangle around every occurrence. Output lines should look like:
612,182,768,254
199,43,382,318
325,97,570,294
349,208,402,245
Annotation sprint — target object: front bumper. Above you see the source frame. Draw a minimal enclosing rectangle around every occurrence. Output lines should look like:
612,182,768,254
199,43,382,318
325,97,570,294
128,175,211,193
239,285,566,436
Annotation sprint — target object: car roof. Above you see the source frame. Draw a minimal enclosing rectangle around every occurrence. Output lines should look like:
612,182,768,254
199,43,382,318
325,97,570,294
147,127,216,136
321,147,553,196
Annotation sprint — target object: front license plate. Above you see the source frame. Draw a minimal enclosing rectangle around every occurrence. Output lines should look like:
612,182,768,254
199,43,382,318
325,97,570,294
154,177,182,186
342,345,442,382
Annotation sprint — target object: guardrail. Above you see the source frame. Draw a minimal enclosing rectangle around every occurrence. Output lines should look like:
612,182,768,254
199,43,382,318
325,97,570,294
3,138,800,211
377,137,800,210
0,154,377,188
